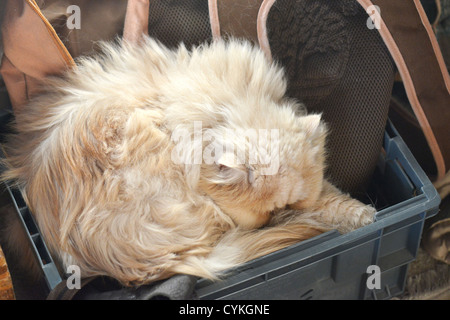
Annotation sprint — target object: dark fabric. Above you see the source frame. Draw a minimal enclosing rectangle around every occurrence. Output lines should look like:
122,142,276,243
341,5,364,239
267,0,395,197
46,276,97,300
71,275,198,300
216,0,263,44
435,0,450,72
147,0,212,49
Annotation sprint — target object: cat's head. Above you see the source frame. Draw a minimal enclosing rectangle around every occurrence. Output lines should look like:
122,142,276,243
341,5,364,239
198,110,327,229
162,38,328,228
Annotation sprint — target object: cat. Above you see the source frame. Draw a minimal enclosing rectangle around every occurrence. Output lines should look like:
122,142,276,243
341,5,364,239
1,37,376,286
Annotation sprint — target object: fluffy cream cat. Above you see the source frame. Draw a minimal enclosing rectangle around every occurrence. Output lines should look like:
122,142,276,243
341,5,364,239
1,37,376,286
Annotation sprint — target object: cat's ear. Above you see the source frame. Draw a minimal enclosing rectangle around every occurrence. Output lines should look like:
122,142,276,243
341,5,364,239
299,114,326,141
217,153,253,184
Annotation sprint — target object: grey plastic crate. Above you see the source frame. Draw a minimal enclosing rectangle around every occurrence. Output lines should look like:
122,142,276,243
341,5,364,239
4,187,63,293
194,120,441,300
0,120,441,299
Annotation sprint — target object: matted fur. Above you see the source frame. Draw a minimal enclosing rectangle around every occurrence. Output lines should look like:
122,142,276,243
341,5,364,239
1,37,375,286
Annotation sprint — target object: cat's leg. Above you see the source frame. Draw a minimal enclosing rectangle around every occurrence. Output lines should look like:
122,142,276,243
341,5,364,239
290,180,376,233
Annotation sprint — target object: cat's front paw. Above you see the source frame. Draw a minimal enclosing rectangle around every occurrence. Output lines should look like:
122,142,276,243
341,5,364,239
337,204,376,233
353,205,376,228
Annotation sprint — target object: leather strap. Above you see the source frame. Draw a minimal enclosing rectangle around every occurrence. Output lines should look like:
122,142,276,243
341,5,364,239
356,0,450,182
208,0,220,41
257,0,276,61
123,0,150,44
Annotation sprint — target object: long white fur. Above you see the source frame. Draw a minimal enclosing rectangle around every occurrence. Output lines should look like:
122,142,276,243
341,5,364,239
1,37,375,285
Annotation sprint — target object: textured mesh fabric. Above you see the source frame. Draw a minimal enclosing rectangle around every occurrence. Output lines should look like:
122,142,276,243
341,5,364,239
267,0,395,197
147,0,212,49
147,0,395,197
